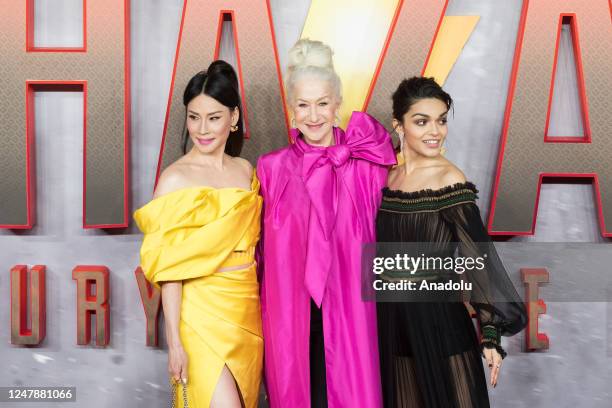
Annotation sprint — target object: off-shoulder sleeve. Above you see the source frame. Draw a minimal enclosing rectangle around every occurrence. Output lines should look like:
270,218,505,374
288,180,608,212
442,201,528,358
134,189,260,289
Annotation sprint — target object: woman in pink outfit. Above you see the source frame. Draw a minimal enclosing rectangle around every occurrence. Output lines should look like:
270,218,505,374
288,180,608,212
257,39,396,407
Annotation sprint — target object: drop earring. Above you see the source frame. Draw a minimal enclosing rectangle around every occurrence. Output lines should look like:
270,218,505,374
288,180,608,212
393,125,404,154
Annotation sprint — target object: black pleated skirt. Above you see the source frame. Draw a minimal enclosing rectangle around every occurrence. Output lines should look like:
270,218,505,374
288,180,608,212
377,301,490,408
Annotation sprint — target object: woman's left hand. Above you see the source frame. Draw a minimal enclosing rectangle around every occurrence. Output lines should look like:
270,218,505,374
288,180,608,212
483,347,503,387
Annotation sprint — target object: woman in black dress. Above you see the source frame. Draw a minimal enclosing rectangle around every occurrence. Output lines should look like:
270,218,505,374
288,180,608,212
376,77,528,408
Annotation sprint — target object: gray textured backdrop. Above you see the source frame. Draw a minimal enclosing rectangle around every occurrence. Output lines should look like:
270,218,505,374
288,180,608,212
1,0,610,407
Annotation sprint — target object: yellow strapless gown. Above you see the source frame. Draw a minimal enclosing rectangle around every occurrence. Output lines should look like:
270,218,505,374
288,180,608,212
133,174,263,408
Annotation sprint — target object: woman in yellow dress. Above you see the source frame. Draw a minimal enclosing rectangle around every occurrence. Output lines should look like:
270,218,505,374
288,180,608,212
134,60,263,408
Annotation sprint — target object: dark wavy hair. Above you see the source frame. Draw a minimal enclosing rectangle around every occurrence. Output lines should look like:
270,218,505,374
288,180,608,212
181,60,244,156
391,76,453,152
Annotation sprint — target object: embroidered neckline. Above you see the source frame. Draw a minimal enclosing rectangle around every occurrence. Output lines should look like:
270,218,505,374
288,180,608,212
382,181,478,200
380,182,478,213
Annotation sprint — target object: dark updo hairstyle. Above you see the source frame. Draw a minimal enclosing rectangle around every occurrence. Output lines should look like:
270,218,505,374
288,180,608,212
181,60,243,156
391,76,453,152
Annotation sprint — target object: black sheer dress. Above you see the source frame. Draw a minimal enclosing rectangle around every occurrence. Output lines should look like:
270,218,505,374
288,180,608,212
375,181,527,408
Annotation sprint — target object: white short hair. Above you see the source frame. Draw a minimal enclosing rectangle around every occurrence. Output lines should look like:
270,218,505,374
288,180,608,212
285,39,342,106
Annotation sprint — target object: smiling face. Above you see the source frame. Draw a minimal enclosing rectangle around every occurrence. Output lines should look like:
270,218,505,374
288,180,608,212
290,76,340,147
395,98,449,158
185,93,238,155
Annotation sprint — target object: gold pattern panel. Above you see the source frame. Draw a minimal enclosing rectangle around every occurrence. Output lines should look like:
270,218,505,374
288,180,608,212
490,0,612,235
0,0,129,228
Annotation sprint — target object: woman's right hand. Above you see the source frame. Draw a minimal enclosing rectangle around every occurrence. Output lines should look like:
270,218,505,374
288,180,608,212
168,343,189,384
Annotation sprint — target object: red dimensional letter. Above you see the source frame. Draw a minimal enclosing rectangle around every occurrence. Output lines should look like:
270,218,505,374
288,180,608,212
135,267,161,347
10,265,46,345
73,265,110,346
365,0,449,124
522,268,549,351
489,0,612,236
156,0,287,185
0,0,130,229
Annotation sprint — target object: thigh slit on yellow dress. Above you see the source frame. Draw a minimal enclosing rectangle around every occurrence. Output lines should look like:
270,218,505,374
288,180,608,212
175,253,263,408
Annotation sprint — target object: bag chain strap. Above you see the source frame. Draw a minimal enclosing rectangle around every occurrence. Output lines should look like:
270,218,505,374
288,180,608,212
170,379,188,408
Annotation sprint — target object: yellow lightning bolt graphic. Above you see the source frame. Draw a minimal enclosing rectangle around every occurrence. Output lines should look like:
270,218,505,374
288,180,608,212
301,0,479,126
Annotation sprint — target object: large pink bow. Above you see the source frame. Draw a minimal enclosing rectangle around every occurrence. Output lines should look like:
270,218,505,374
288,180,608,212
291,111,396,305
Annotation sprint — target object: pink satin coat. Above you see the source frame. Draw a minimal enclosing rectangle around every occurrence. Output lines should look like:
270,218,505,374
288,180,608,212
257,112,397,407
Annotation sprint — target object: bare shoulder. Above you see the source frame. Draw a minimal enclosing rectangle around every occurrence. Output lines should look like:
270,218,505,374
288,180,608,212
231,156,254,177
440,162,467,186
387,164,402,186
153,164,189,199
